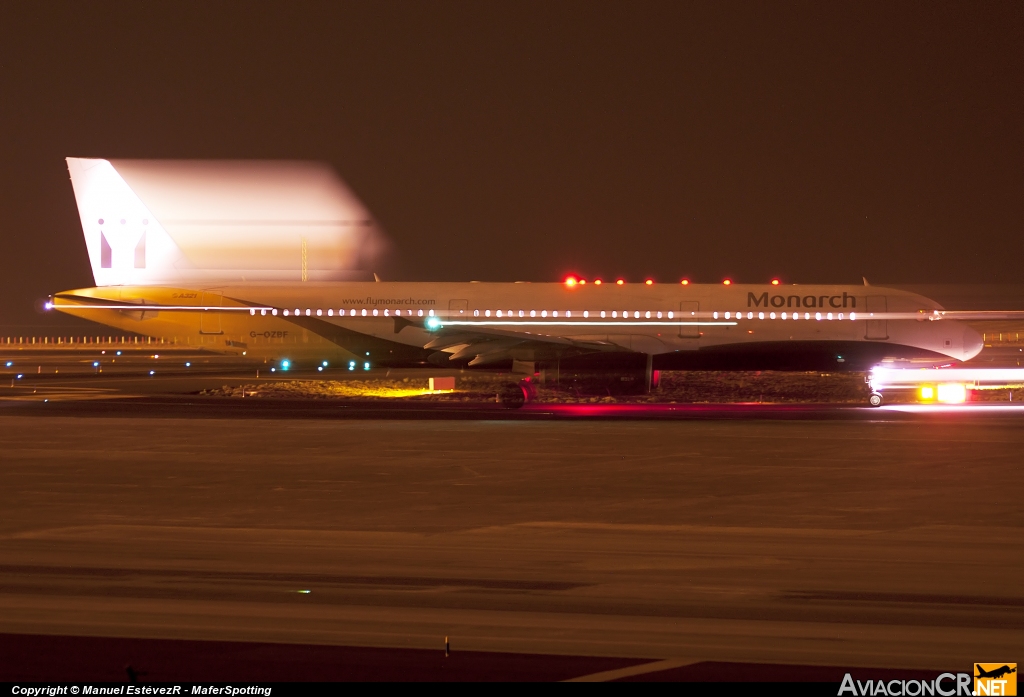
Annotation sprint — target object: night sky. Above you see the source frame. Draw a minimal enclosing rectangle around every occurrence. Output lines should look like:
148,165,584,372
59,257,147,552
1,1,1021,326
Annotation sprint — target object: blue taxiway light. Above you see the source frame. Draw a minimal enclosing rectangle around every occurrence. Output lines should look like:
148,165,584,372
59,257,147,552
363,362,370,371
5,361,12,367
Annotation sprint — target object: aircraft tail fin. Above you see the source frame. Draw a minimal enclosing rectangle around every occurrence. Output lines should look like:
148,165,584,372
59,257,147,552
66,157,189,287
66,157,392,287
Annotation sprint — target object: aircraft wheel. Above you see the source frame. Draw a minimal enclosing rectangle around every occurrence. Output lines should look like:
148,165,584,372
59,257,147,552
868,392,883,407
499,383,527,409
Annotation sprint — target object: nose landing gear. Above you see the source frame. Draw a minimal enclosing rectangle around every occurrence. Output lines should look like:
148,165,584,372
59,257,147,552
868,392,884,407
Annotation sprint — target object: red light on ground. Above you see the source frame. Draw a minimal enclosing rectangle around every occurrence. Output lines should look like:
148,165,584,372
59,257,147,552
771,279,780,286
645,279,653,285
579,279,586,285
564,276,577,287
594,279,602,285
616,279,624,285
723,279,732,285
680,279,689,285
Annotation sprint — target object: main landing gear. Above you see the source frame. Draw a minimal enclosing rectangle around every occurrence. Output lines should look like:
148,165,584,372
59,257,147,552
868,392,884,407
499,380,536,409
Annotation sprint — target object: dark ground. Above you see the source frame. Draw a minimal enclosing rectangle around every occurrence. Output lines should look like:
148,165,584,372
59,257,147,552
0,633,950,682
0,394,1020,680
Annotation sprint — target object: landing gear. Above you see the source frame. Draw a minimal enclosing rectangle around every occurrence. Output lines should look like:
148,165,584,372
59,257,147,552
868,392,883,407
499,382,527,409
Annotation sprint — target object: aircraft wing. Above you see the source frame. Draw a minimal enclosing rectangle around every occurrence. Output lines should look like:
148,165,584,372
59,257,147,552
938,311,1024,321
422,324,632,367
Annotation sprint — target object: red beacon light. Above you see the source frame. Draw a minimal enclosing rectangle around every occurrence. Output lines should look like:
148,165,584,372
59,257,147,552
771,279,780,286
645,279,653,286
723,279,732,286
564,276,578,287
680,279,690,285
593,279,602,285
616,279,625,285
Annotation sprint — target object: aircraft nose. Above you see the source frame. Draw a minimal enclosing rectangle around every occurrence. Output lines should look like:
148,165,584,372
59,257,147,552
962,326,984,361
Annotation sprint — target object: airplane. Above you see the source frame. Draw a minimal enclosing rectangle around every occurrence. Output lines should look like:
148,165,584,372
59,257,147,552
976,665,1016,680
48,158,986,407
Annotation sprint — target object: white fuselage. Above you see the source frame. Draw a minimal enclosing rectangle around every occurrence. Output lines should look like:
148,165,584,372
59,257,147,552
52,281,984,371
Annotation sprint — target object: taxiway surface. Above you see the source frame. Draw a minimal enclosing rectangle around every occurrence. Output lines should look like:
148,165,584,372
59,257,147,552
0,408,1021,677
